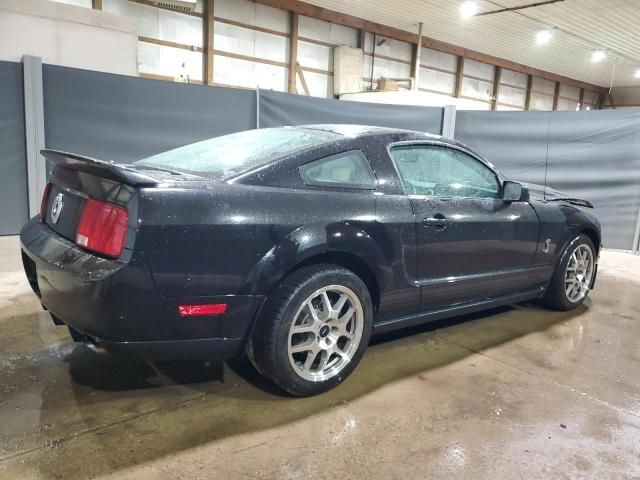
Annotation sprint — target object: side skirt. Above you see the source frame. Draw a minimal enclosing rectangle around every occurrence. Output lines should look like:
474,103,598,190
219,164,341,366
372,286,545,335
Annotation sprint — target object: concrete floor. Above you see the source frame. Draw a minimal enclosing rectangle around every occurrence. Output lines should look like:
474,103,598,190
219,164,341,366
1,234,639,479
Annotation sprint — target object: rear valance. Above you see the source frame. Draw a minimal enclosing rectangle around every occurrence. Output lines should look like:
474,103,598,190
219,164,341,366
41,149,159,187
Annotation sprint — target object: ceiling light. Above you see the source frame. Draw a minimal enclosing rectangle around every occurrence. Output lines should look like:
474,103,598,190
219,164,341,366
460,1,478,18
591,50,606,63
536,29,553,45
635,69,640,78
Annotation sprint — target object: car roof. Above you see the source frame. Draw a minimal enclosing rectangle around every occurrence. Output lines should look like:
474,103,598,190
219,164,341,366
296,123,482,158
298,124,435,138
295,124,467,147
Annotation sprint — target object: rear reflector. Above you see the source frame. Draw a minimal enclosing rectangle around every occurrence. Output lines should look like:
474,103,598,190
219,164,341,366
178,304,228,316
76,198,129,258
40,182,52,222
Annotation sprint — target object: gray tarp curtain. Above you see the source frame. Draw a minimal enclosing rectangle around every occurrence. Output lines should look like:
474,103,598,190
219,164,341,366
42,64,256,163
0,61,29,235
258,89,444,134
455,110,640,250
3,59,640,246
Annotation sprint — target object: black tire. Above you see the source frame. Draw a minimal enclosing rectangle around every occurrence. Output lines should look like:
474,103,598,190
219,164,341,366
250,264,373,396
541,234,596,311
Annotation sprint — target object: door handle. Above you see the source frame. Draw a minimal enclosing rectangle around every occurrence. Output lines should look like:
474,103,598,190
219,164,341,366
423,215,450,230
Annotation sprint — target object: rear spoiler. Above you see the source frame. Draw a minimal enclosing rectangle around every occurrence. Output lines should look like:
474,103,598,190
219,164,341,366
41,149,159,187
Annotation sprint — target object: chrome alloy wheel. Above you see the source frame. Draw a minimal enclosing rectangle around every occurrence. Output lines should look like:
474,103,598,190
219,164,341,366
287,285,364,382
565,243,595,303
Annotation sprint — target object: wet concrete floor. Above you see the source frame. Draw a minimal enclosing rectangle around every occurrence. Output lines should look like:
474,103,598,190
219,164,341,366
1,235,639,479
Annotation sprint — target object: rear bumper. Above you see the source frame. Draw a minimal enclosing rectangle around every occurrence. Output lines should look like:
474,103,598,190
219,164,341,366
89,335,244,362
20,217,263,361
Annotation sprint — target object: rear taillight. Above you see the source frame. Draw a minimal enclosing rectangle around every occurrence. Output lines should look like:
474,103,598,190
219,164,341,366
76,198,129,258
40,182,52,222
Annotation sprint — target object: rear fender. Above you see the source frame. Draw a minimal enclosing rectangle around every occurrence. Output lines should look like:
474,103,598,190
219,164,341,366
240,222,389,296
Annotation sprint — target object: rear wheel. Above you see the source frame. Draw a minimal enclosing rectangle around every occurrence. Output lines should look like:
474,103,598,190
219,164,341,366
542,234,596,311
250,264,373,396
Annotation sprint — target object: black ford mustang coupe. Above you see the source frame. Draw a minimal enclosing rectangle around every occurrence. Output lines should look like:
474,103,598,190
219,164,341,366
21,125,600,396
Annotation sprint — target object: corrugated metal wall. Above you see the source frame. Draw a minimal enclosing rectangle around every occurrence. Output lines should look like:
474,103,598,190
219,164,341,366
50,0,601,110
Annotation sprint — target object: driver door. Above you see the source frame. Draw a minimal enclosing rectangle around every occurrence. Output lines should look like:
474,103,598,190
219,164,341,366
388,143,539,309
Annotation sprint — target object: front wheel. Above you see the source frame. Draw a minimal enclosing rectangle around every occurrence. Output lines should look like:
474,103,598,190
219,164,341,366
542,234,596,311
250,264,373,396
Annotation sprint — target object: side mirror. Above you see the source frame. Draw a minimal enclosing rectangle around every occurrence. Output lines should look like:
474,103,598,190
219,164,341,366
503,181,529,202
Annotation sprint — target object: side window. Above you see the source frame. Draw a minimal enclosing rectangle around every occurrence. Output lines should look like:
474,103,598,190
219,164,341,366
389,145,500,199
299,150,377,189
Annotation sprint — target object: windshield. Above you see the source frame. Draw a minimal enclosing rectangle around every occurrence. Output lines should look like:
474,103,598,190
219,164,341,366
135,128,340,179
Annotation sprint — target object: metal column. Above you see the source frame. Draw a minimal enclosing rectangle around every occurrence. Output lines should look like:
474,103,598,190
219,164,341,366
23,55,47,218
441,104,457,139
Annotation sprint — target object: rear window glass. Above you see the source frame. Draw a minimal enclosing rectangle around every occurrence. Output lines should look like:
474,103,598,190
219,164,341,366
299,150,377,189
135,128,340,179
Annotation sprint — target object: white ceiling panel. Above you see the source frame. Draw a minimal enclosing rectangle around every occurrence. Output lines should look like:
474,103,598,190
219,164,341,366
305,0,640,87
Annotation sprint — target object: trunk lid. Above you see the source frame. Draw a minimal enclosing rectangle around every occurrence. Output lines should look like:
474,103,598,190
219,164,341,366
41,149,159,243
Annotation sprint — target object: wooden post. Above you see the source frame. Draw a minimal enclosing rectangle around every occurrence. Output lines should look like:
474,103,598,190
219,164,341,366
204,0,214,85
454,56,464,98
552,82,560,110
296,63,310,95
578,87,585,110
595,92,604,110
358,28,366,51
92,0,102,9
288,12,299,94
524,74,533,110
491,66,501,110
412,22,423,91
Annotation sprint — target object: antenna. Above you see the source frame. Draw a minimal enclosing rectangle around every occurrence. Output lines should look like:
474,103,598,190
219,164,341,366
543,111,551,200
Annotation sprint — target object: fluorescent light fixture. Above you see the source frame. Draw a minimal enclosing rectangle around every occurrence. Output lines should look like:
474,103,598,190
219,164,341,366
460,1,478,18
591,50,606,63
536,29,553,45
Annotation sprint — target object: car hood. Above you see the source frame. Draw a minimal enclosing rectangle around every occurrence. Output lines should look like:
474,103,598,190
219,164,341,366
522,182,594,208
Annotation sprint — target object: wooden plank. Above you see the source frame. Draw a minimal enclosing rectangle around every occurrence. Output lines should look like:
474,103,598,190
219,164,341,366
463,73,494,83
301,66,333,76
139,72,204,84
524,74,533,110
92,0,102,10
363,52,412,66
251,0,606,93
491,66,502,110
213,16,289,38
214,49,288,68
412,22,423,90
552,82,560,110
138,36,204,52
297,36,336,49
296,62,310,95
205,0,214,85
578,87,585,110
499,81,527,91
454,56,464,98
288,12,299,93
419,64,457,75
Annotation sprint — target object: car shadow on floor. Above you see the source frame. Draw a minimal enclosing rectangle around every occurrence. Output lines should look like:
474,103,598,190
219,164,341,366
32,300,587,479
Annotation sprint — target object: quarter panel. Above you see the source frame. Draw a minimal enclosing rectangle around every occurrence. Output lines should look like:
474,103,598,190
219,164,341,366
139,184,383,298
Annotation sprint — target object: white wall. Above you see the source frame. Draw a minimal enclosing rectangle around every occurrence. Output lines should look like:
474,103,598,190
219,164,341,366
610,86,640,108
7,0,602,112
0,0,138,76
